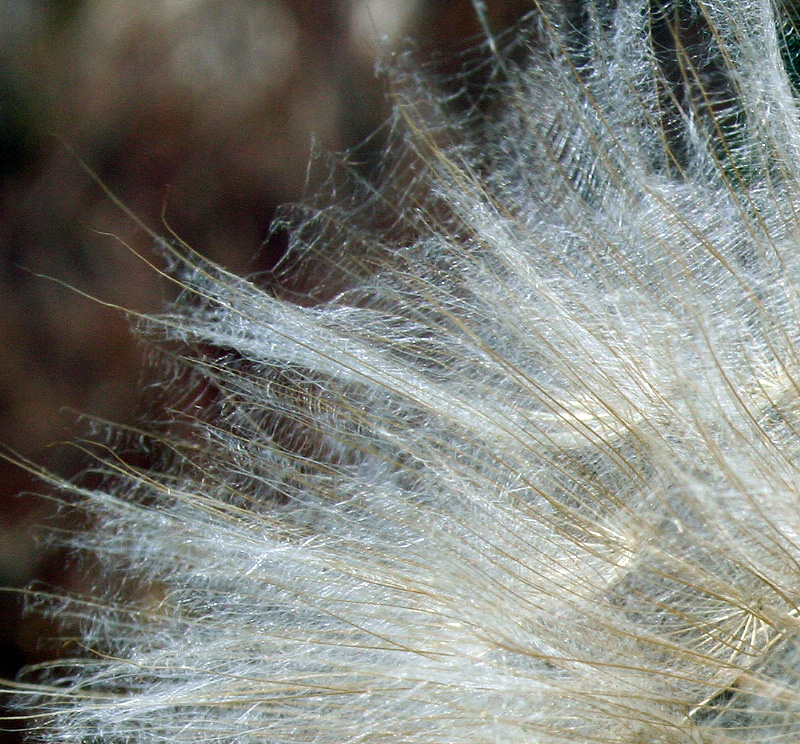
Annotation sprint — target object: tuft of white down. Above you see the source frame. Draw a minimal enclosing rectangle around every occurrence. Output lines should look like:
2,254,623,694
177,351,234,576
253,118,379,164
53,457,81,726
15,0,800,741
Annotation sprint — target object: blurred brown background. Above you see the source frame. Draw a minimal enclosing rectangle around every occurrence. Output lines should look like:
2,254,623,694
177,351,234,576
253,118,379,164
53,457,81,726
0,1,532,740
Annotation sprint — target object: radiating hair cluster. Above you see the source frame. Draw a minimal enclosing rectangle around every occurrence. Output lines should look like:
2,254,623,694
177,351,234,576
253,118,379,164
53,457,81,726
12,0,800,741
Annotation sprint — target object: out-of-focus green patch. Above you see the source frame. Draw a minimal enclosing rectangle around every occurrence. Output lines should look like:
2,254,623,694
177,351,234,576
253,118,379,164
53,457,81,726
778,3,800,94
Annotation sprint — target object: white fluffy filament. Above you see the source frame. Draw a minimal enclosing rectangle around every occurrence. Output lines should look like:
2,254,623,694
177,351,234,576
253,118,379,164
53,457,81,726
14,0,800,741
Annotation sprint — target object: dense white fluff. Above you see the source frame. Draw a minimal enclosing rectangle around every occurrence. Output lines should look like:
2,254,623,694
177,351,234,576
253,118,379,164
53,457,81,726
14,0,800,741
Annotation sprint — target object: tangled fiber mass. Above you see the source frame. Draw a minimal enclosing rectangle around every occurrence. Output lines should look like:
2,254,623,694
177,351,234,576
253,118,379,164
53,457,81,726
12,0,800,741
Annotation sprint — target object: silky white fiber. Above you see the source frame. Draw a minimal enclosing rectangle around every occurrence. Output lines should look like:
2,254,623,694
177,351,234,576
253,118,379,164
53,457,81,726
13,0,800,741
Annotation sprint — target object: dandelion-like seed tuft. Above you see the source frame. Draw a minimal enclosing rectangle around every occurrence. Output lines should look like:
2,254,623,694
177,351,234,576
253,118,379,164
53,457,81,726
11,0,800,741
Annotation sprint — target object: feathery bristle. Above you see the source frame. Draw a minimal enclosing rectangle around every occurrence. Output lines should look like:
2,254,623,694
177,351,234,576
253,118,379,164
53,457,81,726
12,0,800,741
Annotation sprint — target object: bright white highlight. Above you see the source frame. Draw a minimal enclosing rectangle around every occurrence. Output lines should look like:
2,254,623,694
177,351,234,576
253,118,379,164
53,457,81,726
14,0,800,741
